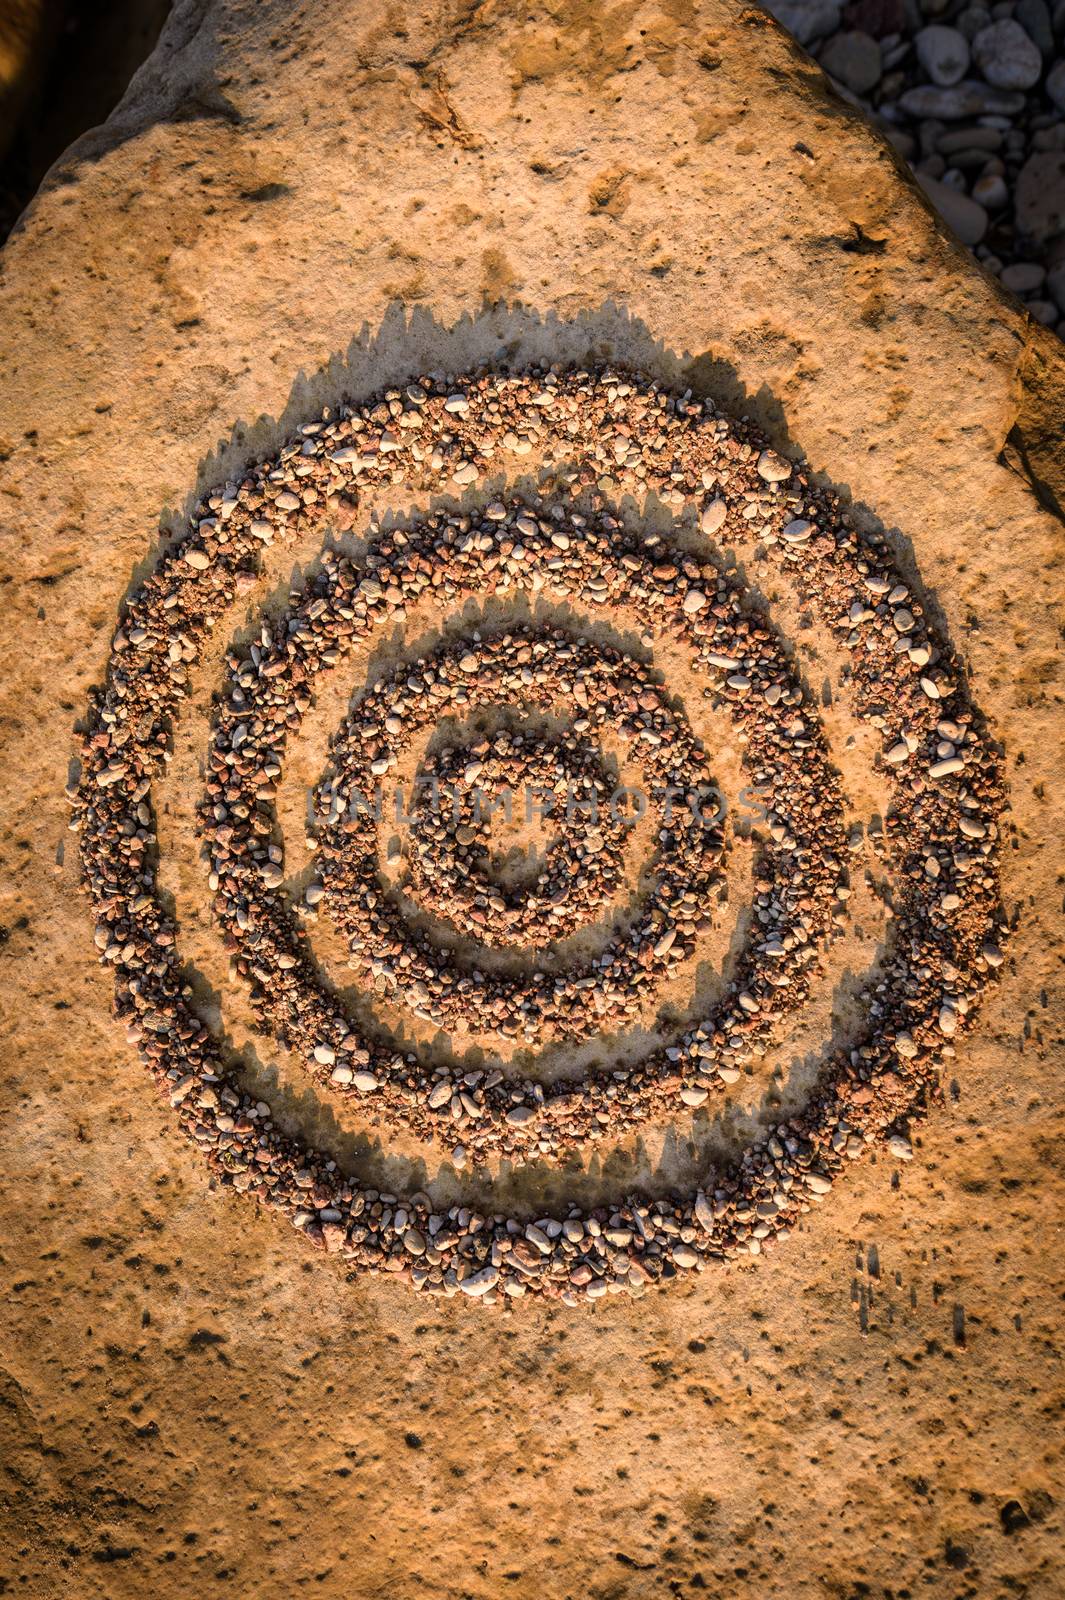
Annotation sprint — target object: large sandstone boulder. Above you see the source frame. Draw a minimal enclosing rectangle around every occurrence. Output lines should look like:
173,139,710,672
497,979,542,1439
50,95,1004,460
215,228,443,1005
0,1,1062,1595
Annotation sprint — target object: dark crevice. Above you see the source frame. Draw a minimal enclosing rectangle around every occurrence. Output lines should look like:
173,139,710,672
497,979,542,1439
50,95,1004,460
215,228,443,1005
1000,325,1065,532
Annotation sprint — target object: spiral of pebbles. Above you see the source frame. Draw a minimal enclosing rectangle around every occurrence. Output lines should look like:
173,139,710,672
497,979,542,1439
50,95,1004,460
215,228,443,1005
202,501,843,1153
71,364,1007,1306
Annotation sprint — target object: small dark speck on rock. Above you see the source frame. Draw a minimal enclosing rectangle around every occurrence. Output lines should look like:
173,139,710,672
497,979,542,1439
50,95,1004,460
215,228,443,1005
944,1539,969,1569
999,1499,1031,1535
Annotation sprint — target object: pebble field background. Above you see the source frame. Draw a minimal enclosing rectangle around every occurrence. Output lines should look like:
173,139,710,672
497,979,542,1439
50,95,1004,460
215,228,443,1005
764,0,1065,330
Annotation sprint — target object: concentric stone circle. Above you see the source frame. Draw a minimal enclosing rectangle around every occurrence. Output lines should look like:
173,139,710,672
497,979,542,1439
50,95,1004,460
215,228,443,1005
71,362,1007,1306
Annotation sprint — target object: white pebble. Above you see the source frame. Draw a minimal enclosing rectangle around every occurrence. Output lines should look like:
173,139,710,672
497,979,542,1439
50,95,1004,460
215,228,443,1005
700,499,727,535
459,1265,499,1296
757,450,791,483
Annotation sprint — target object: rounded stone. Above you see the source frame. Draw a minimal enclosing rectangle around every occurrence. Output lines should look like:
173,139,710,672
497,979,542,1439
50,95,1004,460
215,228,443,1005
915,25,971,86
1046,58,1065,111
971,173,1008,210
1000,262,1046,295
971,19,1042,89
763,0,842,44
898,81,1026,117
820,30,882,94
1015,152,1065,244
917,174,988,246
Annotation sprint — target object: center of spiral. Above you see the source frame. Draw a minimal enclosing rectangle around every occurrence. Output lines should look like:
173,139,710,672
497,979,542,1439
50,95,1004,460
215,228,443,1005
401,721,628,950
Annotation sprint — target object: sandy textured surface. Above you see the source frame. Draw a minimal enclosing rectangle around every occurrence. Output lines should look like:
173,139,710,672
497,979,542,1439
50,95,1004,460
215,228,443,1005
1,1,1063,1595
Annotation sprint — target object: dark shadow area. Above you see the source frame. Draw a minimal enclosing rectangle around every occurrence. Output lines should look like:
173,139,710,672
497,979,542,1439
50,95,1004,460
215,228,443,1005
1000,327,1065,528
0,0,169,242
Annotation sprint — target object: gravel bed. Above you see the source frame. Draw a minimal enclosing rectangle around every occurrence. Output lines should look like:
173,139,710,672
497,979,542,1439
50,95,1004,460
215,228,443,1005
766,0,1065,328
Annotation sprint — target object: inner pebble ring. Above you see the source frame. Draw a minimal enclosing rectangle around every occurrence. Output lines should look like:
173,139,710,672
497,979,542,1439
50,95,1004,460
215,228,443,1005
72,364,1006,1306
316,615,727,1042
400,723,629,949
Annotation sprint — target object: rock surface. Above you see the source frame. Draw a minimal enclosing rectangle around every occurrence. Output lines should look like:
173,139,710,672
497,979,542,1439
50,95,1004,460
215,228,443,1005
0,1,1063,1597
